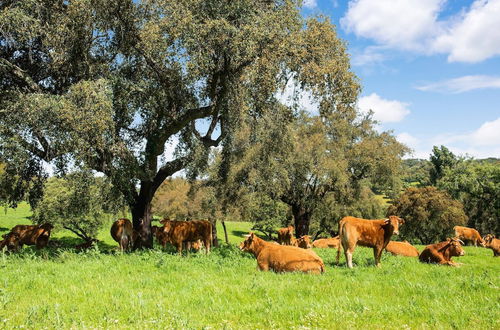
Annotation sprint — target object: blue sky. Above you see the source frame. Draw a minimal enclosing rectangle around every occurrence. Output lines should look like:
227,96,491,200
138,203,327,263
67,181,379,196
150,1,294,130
300,0,500,159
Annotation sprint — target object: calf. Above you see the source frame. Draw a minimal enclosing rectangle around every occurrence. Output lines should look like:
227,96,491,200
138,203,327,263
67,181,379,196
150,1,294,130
239,232,324,274
0,232,20,252
419,238,465,266
75,239,98,251
453,226,485,247
336,216,404,268
277,225,295,245
110,218,138,252
312,237,340,249
483,234,499,257
294,235,312,249
160,219,212,255
8,223,54,249
385,240,419,257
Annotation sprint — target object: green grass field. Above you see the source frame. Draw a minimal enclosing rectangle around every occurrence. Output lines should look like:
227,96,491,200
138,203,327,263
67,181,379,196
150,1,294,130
1,204,499,329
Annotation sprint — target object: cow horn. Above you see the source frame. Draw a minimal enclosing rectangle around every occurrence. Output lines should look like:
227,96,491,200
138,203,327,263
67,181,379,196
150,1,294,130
457,239,465,245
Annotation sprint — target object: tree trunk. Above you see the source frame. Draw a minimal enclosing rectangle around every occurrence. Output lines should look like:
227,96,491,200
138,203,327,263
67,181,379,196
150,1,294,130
292,204,311,237
211,219,219,247
221,221,229,245
131,199,153,249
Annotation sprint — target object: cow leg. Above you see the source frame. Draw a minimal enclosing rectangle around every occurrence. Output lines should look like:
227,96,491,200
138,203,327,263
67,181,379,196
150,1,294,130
374,247,383,267
204,239,210,254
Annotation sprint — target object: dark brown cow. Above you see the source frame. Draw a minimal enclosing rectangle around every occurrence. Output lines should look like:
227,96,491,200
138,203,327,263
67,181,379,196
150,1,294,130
419,238,465,266
385,240,419,257
239,232,325,273
75,239,98,251
294,235,312,249
0,232,20,252
8,223,54,249
110,218,138,251
483,234,500,257
160,219,212,254
336,216,404,268
312,236,340,249
277,225,295,245
453,226,485,247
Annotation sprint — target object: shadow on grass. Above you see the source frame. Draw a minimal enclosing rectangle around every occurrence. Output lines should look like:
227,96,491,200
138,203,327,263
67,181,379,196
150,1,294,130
231,230,250,238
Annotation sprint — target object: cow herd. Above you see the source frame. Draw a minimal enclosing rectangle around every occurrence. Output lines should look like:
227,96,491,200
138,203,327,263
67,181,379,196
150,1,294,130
1,216,499,275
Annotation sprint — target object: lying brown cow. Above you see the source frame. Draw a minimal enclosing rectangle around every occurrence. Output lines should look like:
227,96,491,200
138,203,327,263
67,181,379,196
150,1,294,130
75,239,98,251
277,225,295,245
483,234,499,257
160,219,212,254
8,223,54,249
294,235,312,249
239,232,325,273
312,237,340,249
419,238,465,266
385,240,419,257
0,232,20,252
110,218,138,251
336,216,404,268
453,226,485,247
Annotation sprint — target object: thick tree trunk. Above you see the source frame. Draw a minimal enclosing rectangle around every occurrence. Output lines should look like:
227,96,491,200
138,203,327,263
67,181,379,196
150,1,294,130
292,204,311,238
131,199,153,249
221,221,229,245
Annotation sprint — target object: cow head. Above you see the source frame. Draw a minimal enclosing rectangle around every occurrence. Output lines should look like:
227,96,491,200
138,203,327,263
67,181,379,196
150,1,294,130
447,237,465,257
296,235,312,249
39,223,54,233
384,216,404,235
483,234,495,245
239,232,256,252
0,232,20,252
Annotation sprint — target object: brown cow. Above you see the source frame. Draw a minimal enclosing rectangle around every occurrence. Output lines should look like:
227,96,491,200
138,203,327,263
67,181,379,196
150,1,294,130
239,232,325,273
483,234,500,257
110,218,138,251
75,239,98,251
277,225,295,245
294,235,312,249
336,216,404,268
8,223,54,249
160,219,212,255
312,236,340,249
419,238,465,266
453,226,485,247
385,240,419,257
0,232,20,252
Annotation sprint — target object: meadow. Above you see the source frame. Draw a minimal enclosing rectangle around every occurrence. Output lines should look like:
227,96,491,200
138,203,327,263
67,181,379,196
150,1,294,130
1,204,499,329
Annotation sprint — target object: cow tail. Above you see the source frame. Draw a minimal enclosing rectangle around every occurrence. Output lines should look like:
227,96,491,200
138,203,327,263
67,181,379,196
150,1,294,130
336,221,344,265
120,230,129,252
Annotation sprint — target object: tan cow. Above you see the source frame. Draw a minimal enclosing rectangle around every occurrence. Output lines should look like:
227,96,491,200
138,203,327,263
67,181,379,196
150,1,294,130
0,232,20,252
110,218,138,251
483,234,499,257
239,232,325,273
160,219,212,254
336,216,404,268
277,225,295,245
385,240,419,257
312,236,340,249
8,223,54,249
419,238,465,266
294,235,312,249
453,226,485,247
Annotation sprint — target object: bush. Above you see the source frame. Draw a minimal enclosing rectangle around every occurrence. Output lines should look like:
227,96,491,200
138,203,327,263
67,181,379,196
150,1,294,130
387,186,467,244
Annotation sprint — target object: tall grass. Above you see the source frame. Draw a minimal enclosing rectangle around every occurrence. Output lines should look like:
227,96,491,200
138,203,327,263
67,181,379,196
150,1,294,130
1,204,499,329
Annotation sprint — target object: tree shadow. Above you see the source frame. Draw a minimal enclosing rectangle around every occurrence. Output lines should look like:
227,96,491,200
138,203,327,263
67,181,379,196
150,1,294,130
231,230,250,238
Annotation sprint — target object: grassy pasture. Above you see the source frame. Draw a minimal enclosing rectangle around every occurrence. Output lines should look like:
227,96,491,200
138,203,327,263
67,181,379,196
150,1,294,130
1,204,499,329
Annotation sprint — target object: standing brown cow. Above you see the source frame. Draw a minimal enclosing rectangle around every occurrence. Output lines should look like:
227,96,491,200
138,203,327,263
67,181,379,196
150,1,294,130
0,232,20,252
483,234,499,257
160,219,212,255
419,238,465,266
453,226,485,247
8,223,54,249
239,232,325,273
277,225,295,245
110,218,138,252
336,216,404,268
312,236,340,249
385,240,419,257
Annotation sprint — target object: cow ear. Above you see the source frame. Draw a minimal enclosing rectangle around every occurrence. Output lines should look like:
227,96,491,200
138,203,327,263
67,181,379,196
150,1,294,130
384,218,390,224
399,218,405,224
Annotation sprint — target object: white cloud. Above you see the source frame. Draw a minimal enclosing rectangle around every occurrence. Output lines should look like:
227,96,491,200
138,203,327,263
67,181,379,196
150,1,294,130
342,0,500,63
277,79,319,115
358,93,410,123
350,46,387,67
341,0,443,51
470,117,500,146
433,0,500,62
303,0,317,9
397,132,419,147
416,75,500,93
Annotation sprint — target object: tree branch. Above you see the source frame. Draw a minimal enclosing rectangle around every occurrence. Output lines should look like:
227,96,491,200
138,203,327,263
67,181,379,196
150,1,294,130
151,155,190,194
0,58,41,92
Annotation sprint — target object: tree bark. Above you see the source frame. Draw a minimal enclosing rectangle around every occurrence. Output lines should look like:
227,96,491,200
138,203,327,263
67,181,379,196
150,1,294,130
221,221,229,245
131,198,154,249
291,204,311,237
211,219,219,247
